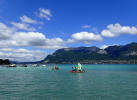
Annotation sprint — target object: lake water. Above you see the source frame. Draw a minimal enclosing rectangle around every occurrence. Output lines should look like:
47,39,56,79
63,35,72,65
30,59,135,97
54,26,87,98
0,64,137,100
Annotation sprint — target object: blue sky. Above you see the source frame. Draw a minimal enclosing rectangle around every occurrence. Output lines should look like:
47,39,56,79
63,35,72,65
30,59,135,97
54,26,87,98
0,0,137,61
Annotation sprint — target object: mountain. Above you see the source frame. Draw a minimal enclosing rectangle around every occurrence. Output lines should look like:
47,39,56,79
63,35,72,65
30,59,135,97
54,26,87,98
43,42,137,64
105,42,137,60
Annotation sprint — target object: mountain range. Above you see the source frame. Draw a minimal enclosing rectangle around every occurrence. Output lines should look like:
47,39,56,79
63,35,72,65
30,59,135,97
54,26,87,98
42,42,137,64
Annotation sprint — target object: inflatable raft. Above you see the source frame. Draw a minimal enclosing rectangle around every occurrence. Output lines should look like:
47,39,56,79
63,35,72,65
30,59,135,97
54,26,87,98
70,70,85,73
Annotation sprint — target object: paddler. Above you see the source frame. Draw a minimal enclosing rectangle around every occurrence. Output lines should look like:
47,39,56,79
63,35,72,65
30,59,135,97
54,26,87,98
53,64,56,70
78,63,82,71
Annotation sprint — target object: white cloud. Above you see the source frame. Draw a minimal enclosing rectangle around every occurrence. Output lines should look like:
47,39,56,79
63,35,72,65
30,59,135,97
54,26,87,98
12,32,46,46
100,45,108,49
0,40,17,47
12,32,66,49
39,8,52,16
11,22,35,31
0,22,15,40
38,8,52,21
20,15,38,24
101,23,137,37
68,32,103,44
0,30,66,49
81,25,91,29
0,48,47,62
0,22,66,49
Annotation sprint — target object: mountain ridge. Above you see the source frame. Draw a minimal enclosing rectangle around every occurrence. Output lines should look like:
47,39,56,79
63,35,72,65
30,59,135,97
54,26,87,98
43,42,137,64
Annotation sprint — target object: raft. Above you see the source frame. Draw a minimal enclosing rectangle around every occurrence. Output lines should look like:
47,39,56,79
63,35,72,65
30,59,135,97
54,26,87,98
70,70,85,73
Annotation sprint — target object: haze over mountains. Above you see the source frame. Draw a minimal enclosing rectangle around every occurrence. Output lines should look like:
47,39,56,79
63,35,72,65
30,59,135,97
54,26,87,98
43,42,137,64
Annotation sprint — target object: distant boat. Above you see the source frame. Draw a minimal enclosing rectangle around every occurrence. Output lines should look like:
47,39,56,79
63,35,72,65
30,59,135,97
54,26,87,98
33,64,38,67
9,64,16,67
42,64,46,67
23,64,27,67
70,63,85,73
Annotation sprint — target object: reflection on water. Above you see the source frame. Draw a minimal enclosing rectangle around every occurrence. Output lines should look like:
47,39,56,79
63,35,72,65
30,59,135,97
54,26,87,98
0,64,137,100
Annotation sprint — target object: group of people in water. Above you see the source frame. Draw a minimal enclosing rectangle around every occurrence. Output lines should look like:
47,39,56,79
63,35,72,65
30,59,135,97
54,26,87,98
72,66,82,72
71,63,85,73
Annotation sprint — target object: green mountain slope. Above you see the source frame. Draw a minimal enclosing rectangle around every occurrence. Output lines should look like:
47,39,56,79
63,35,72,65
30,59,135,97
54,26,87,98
43,42,137,64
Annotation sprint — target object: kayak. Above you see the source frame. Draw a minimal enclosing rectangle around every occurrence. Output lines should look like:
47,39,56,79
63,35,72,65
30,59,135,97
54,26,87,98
70,70,85,73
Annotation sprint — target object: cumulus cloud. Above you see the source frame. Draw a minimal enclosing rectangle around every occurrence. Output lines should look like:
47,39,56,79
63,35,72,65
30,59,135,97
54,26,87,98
0,22,66,49
20,15,38,24
11,22,35,31
0,48,47,62
12,32,66,49
101,23,137,37
0,22,15,40
81,25,91,29
0,40,17,47
0,22,65,61
68,32,103,44
38,8,52,21
12,32,46,46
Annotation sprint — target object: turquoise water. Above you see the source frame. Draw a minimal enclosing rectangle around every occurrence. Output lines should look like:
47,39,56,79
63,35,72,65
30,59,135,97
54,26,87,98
0,64,137,100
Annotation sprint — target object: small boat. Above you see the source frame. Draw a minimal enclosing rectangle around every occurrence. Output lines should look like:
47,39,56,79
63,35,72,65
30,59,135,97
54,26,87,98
70,70,85,73
42,64,46,67
33,64,38,67
23,64,27,67
9,64,16,67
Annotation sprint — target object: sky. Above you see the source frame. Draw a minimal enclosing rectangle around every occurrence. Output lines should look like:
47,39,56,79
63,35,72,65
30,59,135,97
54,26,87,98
0,0,137,62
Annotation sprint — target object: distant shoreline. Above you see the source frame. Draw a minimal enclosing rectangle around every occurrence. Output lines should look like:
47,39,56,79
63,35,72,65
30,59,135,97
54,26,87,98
44,60,137,64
